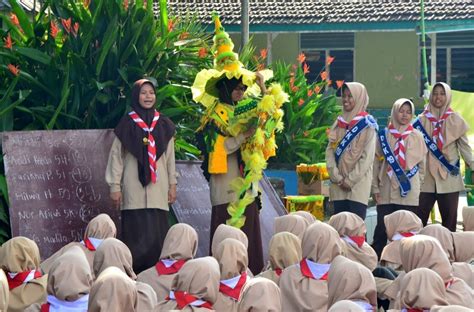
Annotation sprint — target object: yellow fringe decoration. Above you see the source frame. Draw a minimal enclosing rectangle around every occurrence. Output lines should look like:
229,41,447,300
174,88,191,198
208,134,228,174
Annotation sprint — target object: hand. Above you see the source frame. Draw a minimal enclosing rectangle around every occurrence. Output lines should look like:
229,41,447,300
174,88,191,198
255,72,267,94
339,179,351,191
110,191,122,209
168,184,177,204
243,127,256,139
374,193,382,205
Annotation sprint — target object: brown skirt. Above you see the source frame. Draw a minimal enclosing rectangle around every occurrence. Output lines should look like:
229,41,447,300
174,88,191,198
209,201,264,275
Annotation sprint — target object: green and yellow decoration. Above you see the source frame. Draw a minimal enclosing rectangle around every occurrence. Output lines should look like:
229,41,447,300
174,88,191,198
296,163,330,185
192,13,288,229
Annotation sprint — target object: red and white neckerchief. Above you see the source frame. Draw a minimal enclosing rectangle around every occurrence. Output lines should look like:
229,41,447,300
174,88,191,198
274,268,282,276
166,290,213,310
342,235,366,248
7,270,42,290
337,112,369,131
351,300,375,311
423,108,454,150
129,110,160,183
299,258,330,280
42,294,89,312
401,308,428,312
155,259,186,275
391,231,417,241
445,278,454,289
219,272,248,301
388,123,414,173
40,303,50,312
81,237,103,251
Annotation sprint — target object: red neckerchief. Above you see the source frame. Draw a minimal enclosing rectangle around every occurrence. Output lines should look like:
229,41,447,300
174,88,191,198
7,270,42,290
166,290,213,310
274,268,282,276
40,303,50,312
300,259,329,281
423,108,453,150
348,235,365,248
155,259,186,275
219,272,248,301
400,232,415,238
388,123,414,170
83,237,96,251
445,278,453,289
129,110,160,183
406,309,423,312
337,112,369,130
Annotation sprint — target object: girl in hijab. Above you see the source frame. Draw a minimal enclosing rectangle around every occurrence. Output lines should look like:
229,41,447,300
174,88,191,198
452,232,474,288
328,211,378,271
258,232,302,285
237,277,281,312
137,223,198,300
279,222,344,311
463,206,474,231
41,213,116,275
155,257,220,311
273,214,308,240
380,210,423,271
419,224,455,262
291,210,317,224
88,266,138,312
327,256,377,311
106,78,177,273
415,82,473,231
214,238,250,312
0,269,9,312
328,300,365,312
326,82,378,220
371,99,427,257
25,246,93,311
210,224,249,260
0,237,47,312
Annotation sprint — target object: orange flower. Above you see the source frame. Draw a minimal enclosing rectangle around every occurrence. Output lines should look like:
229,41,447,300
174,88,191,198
297,52,306,64
4,34,12,49
83,0,91,9
61,18,72,34
320,71,328,81
72,22,79,37
291,64,298,71
326,56,335,65
50,20,59,38
325,128,330,136
167,18,175,32
198,47,207,58
7,64,20,76
307,89,313,97
10,13,20,26
179,32,189,40
327,80,332,86
303,131,309,137
336,80,345,89
314,85,321,94
303,63,310,75
260,48,267,59
257,63,265,71
123,0,129,10
298,98,305,106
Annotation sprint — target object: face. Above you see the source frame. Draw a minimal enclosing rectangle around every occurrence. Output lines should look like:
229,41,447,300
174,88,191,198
342,87,356,112
396,102,413,126
138,83,156,109
431,85,447,109
231,83,247,103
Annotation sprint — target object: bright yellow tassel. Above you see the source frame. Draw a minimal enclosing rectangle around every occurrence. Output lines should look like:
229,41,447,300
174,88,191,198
258,95,275,114
254,128,265,147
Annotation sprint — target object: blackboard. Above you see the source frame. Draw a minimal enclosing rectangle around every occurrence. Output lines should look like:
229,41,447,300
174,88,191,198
2,130,120,259
172,160,287,262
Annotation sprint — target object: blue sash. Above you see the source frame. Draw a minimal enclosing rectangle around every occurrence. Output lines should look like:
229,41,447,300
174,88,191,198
335,115,378,165
413,118,460,176
378,129,419,197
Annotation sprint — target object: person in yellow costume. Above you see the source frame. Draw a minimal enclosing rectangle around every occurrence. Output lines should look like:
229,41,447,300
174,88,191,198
193,14,287,275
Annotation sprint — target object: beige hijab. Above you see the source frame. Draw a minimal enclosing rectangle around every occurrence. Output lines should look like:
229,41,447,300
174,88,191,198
452,262,474,288
422,82,469,179
0,237,47,312
88,266,138,312
431,305,474,312
452,232,474,262
328,82,372,176
136,223,198,301
93,238,136,280
211,224,249,257
258,232,302,284
279,222,343,312
328,300,365,312
290,211,317,224
463,206,474,231
136,282,158,311
327,255,377,310
400,235,474,307
237,277,281,312
273,214,308,240
328,212,378,271
381,210,423,267
419,224,455,262
155,257,220,312
399,268,449,309
0,269,8,312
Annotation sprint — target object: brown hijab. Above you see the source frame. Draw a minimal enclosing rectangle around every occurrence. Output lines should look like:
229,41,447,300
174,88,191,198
419,224,455,262
273,214,308,240
114,78,176,186
452,232,474,262
279,222,343,312
136,223,198,301
327,255,377,310
155,257,220,311
399,268,449,309
0,269,8,312
88,266,138,312
93,238,136,280
328,212,378,271
328,82,372,175
463,206,474,231
328,300,365,312
211,224,248,257
290,211,317,224
237,277,281,312
0,237,47,312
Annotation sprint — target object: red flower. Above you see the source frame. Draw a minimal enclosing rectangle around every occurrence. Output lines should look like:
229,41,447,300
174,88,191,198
291,64,298,71
179,32,189,40
167,18,175,32
7,64,20,76
307,89,313,97
4,34,12,49
10,13,20,26
260,48,268,59
320,71,328,81
198,47,207,58
72,22,79,38
61,18,72,34
298,98,305,106
50,20,59,38
314,85,321,94
326,56,335,65
336,80,345,89
289,77,299,92
297,52,306,64
257,63,265,71
123,0,129,10
303,63,310,75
